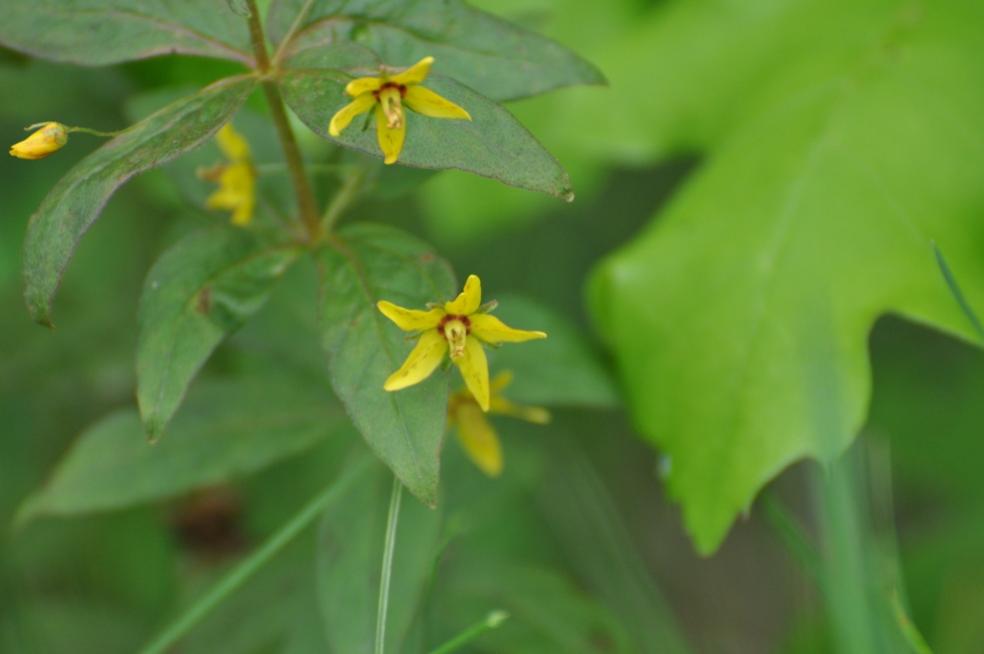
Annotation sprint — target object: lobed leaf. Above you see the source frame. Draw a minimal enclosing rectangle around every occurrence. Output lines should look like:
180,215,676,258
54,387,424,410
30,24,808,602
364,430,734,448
267,0,604,101
279,66,573,199
0,0,253,66
18,375,344,523
137,228,302,439
316,223,457,506
22,75,257,326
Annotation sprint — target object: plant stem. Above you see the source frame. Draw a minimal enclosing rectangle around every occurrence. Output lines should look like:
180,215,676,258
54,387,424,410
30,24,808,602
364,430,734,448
244,0,321,242
137,458,371,654
323,166,366,231
374,476,403,654
427,610,510,654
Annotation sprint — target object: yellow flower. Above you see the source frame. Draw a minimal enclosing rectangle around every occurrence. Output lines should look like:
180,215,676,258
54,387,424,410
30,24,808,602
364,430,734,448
377,274,546,411
9,122,69,160
201,124,256,226
328,56,471,165
449,371,550,477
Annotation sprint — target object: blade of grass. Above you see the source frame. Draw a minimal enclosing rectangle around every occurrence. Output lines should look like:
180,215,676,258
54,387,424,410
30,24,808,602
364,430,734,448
427,610,510,654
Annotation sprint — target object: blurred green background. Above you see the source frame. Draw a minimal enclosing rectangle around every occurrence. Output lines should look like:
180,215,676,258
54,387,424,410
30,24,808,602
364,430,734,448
3,1,984,652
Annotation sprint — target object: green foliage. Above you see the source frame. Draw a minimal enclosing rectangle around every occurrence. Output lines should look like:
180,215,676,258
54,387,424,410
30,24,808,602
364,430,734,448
23,76,257,326
589,0,984,553
137,228,301,438
317,224,456,506
267,0,604,101
0,1,253,66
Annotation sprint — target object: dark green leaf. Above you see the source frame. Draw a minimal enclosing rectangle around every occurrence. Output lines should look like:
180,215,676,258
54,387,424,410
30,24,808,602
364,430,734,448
18,375,343,522
316,223,456,505
267,0,603,101
137,228,302,439
0,1,253,66
280,68,573,199
22,75,257,326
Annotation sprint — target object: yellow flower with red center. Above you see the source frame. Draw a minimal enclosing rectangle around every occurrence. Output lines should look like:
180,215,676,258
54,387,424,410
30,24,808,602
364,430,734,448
449,371,550,477
200,124,256,226
9,122,69,160
377,275,546,411
328,56,471,165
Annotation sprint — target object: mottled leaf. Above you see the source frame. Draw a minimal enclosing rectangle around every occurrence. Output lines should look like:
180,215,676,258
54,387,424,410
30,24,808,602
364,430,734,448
316,223,456,505
22,75,257,326
0,1,253,66
137,228,302,439
267,0,603,101
279,67,572,199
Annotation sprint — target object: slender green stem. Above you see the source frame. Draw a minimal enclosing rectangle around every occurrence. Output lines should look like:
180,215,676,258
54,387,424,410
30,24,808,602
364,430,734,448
137,458,370,654
66,126,123,138
323,166,366,232
244,0,321,242
374,476,403,654
427,611,510,654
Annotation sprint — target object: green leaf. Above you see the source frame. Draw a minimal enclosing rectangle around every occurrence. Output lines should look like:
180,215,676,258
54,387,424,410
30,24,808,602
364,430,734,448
22,75,257,326
278,65,572,200
316,467,442,654
267,0,603,102
0,1,253,66
18,375,343,522
137,228,302,439
316,223,456,506
589,0,984,553
488,294,619,409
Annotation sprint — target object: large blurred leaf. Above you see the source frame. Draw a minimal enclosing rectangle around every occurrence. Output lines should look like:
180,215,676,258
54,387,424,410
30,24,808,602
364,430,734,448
22,75,257,326
279,65,572,199
316,466,442,654
267,0,602,102
589,0,984,553
137,228,301,439
19,375,342,522
0,1,252,66
316,223,456,505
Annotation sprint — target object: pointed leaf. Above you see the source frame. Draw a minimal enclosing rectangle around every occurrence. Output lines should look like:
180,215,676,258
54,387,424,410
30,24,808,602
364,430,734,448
137,228,302,439
316,223,457,505
22,76,257,326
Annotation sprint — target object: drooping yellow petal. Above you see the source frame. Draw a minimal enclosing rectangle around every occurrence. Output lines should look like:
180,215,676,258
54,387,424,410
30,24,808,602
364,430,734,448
374,104,406,165
454,336,490,411
9,122,68,160
444,274,481,315
470,314,547,345
489,396,551,425
454,402,503,477
404,85,471,121
383,330,447,391
389,56,434,86
329,93,376,137
377,300,444,332
345,76,383,96
490,371,513,393
215,124,250,163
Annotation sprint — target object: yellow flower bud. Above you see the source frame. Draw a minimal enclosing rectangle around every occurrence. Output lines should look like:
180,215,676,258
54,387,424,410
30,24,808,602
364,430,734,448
9,122,69,160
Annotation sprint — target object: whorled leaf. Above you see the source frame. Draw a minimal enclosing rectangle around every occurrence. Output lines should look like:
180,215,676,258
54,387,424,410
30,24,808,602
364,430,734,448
22,75,257,326
137,228,302,439
267,0,604,102
589,0,984,553
18,375,343,523
316,223,457,506
279,65,572,200
0,1,253,66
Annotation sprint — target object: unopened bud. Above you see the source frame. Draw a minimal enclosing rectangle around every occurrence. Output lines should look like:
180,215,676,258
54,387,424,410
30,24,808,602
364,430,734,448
9,122,69,160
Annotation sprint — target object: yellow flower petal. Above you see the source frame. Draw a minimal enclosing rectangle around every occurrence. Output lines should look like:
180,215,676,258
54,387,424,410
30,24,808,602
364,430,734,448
404,85,471,121
216,124,250,163
489,396,551,425
374,104,406,165
454,402,503,477
345,76,383,96
389,56,434,86
383,330,447,391
444,274,481,315
377,300,444,331
470,314,547,345
9,122,68,160
490,371,513,393
329,93,376,137
454,336,490,411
